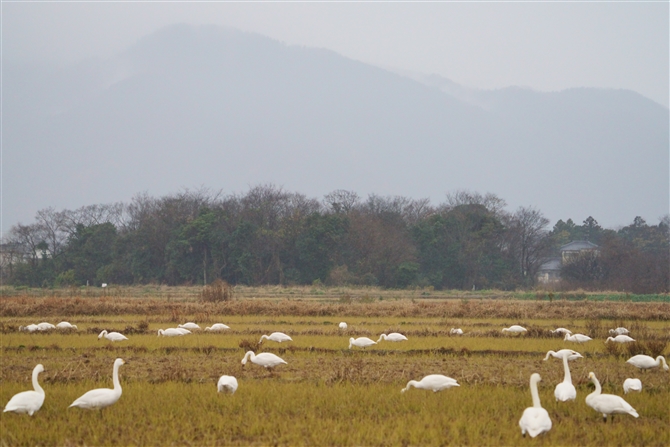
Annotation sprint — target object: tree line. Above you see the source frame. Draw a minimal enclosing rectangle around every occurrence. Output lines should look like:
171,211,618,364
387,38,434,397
3,186,668,293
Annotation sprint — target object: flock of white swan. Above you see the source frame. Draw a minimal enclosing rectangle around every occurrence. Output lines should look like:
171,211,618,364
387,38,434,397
6,321,669,439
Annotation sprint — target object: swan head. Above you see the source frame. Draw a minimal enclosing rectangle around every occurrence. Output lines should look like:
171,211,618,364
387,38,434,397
530,373,541,384
114,358,126,367
35,364,45,374
588,371,597,382
241,351,254,365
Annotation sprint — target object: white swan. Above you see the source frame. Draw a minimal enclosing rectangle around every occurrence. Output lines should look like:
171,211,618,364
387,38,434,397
241,351,287,369
519,373,552,438
564,333,592,343
401,374,459,393
157,328,184,337
3,364,45,416
205,323,230,332
623,378,642,394
554,351,577,402
348,337,376,349
609,327,629,336
585,372,638,422
605,335,635,343
551,328,572,335
98,330,128,342
543,349,583,362
178,322,201,330
217,375,239,394
258,332,293,344
19,324,39,333
56,322,78,330
377,333,408,343
339,322,348,330
502,325,527,334
36,322,56,331
69,358,125,410
626,355,669,371
450,328,464,335
175,328,192,335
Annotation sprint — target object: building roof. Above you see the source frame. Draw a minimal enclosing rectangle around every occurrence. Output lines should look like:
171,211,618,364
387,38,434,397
538,257,562,271
560,240,598,251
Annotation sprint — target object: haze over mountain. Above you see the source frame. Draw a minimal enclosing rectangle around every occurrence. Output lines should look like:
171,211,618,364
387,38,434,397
4,24,668,231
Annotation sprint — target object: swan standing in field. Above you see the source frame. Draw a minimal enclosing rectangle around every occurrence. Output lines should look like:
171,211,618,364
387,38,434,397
36,322,56,331
543,350,583,362
623,378,642,394
19,324,39,333
98,330,128,342
241,351,287,369
258,332,293,344
178,322,201,331
519,373,552,438
502,325,527,334
56,322,78,330
3,364,45,416
564,333,592,343
69,358,126,410
626,355,669,371
157,328,184,337
348,337,377,349
377,333,408,343
401,374,459,393
450,328,464,335
339,322,348,330
609,327,630,336
205,323,230,332
551,328,572,335
554,351,578,402
606,335,635,343
175,328,192,335
585,372,638,422
217,375,239,394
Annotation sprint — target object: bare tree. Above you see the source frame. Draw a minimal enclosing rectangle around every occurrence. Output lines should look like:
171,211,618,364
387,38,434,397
508,206,552,284
323,190,360,214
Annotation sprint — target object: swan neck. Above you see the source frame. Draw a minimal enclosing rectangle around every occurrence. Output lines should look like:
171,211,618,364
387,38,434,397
562,353,571,383
32,367,44,394
543,351,554,361
530,378,541,408
403,380,417,392
588,376,601,398
112,361,122,391
656,356,667,366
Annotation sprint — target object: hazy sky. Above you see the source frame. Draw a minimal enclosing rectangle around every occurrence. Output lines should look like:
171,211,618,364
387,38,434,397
3,1,668,107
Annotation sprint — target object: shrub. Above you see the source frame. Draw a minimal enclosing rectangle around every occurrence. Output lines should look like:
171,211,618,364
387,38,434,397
200,279,233,302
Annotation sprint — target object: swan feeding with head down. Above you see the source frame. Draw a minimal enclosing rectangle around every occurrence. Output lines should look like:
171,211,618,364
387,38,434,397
519,373,552,438
564,333,592,343
348,337,377,349
98,330,128,342
502,325,527,334
543,349,583,362
217,375,239,394
401,374,459,393
623,378,642,394
241,351,287,369
205,323,230,332
69,358,126,410
377,333,408,343
258,332,293,344
626,355,668,371
3,364,45,416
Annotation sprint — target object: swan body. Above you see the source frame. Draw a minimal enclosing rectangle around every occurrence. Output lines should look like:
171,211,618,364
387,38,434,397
377,333,408,343
69,359,125,410
348,337,376,349
606,335,635,343
178,322,201,330
175,328,192,335
609,327,630,336
502,325,527,334
401,374,459,393
551,328,572,335
519,373,552,438
3,364,45,416
205,323,230,332
564,333,592,343
450,328,464,335
259,332,293,344
543,349,583,362
217,375,239,394
626,355,669,371
339,322,348,330
554,351,577,402
585,372,638,421
36,322,56,331
241,351,287,369
19,324,39,333
98,330,128,342
157,328,184,337
56,322,78,330
623,378,642,394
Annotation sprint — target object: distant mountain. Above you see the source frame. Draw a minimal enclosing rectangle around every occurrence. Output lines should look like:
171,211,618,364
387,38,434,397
4,24,668,229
